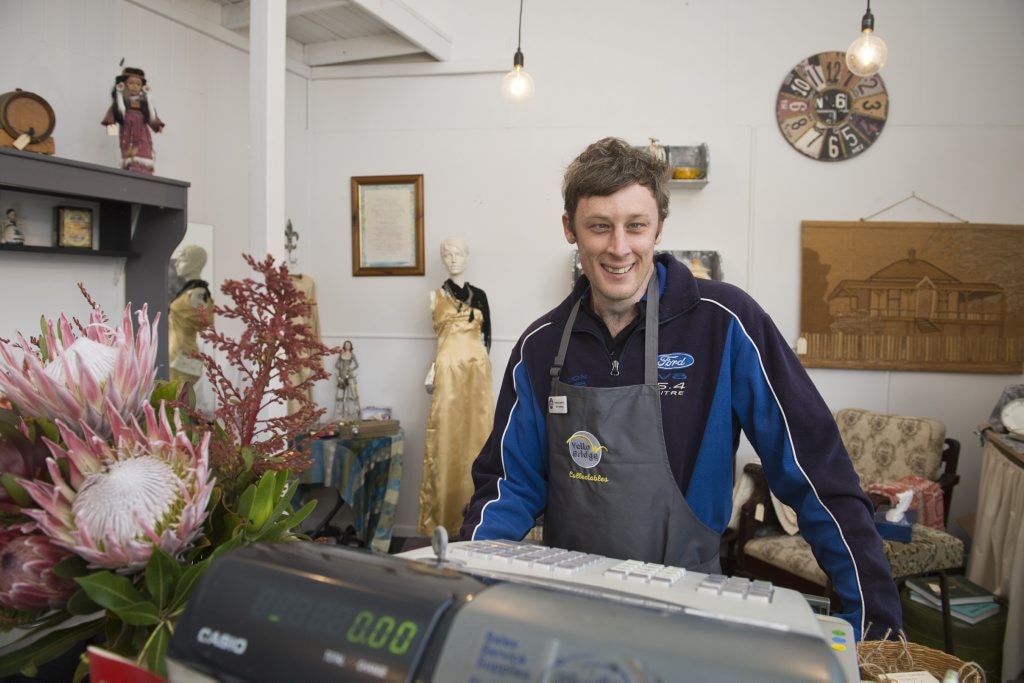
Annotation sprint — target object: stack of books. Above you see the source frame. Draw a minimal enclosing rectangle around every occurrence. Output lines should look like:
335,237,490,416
905,575,1000,625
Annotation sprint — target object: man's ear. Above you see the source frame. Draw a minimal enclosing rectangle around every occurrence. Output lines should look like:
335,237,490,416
655,221,664,245
562,213,576,244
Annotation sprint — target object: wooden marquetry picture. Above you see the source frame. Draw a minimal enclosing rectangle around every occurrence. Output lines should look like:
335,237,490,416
800,221,1024,373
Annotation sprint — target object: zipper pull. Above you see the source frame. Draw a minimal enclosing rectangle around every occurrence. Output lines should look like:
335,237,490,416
610,360,620,376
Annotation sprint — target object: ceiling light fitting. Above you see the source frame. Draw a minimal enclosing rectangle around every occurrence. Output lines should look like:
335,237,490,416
502,0,534,101
845,0,888,77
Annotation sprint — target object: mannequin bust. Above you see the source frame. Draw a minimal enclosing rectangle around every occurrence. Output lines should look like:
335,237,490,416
168,245,212,384
425,236,491,391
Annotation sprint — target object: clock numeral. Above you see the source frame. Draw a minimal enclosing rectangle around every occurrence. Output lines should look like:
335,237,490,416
796,126,826,158
839,124,865,155
803,64,825,91
788,75,813,98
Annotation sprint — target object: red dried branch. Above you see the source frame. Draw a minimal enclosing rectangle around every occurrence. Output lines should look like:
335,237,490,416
191,254,340,477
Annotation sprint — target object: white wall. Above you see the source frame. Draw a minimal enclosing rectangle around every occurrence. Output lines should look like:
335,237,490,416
1,0,1022,542
304,0,1024,537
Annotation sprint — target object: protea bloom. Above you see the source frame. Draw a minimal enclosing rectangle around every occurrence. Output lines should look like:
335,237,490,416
0,304,158,440
19,402,214,571
0,529,78,612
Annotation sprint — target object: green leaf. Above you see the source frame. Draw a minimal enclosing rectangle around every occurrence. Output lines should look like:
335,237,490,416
236,481,256,519
0,616,104,677
53,554,91,579
169,560,210,612
144,547,181,610
0,473,32,507
66,589,101,616
37,315,50,362
113,600,161,626
141,622,172,678
75,571,144,612
149,380,180,406
250,471,282,529
35,418,60,444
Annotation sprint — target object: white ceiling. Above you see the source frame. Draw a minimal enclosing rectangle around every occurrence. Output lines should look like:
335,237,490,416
209,0,452,67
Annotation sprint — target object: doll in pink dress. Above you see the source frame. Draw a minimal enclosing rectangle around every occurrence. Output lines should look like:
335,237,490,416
101,67,165,175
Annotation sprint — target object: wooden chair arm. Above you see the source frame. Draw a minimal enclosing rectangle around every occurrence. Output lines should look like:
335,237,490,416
736,462,776,549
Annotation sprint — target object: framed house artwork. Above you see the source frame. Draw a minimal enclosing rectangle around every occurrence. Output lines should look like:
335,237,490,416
800,220,1024,373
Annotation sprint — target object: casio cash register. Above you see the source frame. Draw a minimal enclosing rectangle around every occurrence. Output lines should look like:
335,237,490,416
166,540,859,682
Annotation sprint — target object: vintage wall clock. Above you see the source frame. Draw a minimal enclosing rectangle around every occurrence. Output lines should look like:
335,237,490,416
776,50,888,161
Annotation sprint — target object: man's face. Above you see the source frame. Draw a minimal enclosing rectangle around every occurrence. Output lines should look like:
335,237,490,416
563,183,662,316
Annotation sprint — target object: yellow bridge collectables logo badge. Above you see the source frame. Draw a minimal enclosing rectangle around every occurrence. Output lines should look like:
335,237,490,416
566,430,606,469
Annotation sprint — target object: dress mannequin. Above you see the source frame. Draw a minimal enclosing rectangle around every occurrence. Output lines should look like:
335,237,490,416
286,273,322,415
418,236,494,537
168,245,212,385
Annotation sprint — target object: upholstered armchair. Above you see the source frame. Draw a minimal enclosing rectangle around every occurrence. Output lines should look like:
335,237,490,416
732,408,964,650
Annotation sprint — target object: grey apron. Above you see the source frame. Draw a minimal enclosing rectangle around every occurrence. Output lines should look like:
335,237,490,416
544,274,721,572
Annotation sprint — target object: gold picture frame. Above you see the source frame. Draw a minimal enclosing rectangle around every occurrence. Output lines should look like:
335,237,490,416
55,206,94,249
351,174,424,276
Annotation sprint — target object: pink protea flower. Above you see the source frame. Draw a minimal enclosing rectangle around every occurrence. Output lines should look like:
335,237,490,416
19,402,214,572
0,304,158,440
0,529,79,612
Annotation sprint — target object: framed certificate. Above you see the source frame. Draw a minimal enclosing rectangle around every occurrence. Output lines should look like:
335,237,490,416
351,175,424,276
55,207,94,248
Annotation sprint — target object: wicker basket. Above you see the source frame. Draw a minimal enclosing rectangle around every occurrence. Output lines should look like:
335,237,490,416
858,639,986,682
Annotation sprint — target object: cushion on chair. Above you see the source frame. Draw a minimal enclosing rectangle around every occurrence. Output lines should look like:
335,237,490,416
835,408,946,485
742,524,964,588
743,534,829,586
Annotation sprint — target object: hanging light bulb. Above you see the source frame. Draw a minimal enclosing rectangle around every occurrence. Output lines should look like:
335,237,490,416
502,0,534,101
846,0,888,77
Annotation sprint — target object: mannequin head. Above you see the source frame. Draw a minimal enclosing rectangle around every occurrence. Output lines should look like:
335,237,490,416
174,244,207,280
440,236,469,283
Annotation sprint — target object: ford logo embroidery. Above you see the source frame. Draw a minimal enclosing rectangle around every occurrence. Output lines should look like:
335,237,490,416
658,352,694,370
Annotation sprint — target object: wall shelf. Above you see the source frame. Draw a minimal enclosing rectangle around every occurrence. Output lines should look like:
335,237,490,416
0,243,137,258
666,143,709,188
0,147,190,376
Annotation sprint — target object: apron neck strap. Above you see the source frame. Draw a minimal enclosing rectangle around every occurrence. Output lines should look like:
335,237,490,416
550,270,661,387
643,271,659,384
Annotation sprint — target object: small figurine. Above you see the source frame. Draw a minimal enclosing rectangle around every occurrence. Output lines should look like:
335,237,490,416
646,137,667,164
101,65,165,175
1,208,25,245
332,340,361,422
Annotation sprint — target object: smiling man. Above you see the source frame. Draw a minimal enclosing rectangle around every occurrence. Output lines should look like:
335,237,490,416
460,137,901,641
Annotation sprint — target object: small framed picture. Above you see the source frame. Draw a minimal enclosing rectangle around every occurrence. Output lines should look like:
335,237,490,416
55,207,94,248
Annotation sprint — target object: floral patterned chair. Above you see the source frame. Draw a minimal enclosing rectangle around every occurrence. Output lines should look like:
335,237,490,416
732,408,963,651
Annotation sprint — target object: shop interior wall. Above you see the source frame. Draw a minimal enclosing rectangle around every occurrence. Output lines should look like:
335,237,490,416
1,0,1022,542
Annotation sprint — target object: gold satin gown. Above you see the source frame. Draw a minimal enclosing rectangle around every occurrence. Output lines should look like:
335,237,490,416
418,287,494,536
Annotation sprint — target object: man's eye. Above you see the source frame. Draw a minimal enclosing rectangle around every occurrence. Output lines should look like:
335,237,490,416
628,222,647,231
589,223,610,232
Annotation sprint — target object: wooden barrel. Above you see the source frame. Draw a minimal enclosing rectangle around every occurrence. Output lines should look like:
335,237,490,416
0,89,56,144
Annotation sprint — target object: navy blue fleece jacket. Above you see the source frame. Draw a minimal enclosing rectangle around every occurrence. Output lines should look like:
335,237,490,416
461,253,901,640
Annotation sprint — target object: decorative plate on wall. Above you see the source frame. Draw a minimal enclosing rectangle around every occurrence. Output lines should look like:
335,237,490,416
776,51,888,162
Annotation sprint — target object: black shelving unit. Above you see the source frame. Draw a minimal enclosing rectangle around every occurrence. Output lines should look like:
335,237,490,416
0,147,190,377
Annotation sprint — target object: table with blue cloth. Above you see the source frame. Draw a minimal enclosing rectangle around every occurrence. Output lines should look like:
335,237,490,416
297,429,403,553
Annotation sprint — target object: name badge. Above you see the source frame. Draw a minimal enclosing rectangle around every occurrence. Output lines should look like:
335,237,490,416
548,395,568,414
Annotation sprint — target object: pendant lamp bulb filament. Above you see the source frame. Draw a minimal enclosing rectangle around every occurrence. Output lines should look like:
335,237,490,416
502,0,534,100
846,0,888,77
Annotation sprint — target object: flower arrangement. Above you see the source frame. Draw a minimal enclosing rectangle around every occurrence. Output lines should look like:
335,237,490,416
0,255,338,679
